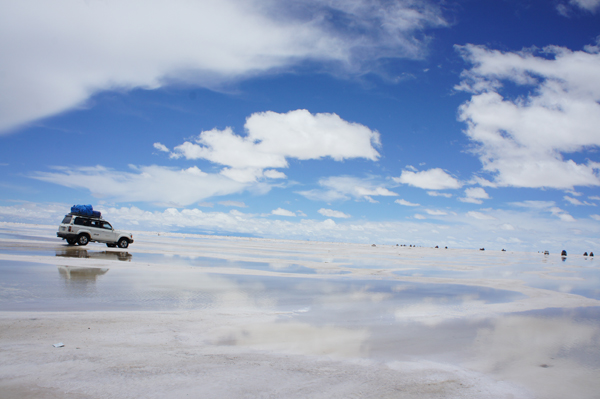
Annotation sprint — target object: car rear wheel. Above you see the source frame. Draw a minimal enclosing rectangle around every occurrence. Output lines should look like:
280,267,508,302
118,238,129,248
77,234,89,246
66,238,77,245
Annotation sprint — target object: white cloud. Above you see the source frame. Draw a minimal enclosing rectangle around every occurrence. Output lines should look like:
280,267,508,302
219,167,264,184
0,0,447,133
427,191,452,198
170,110,381,182
364,196,379,204
459,187,490,204
219,201,247,208
153,142,169,153
272,208,296,217
550,207,576,222
414,214,426,220
395,199,420,207
297,188,349,202
393,168,462,190
589,196,600,200
424,209,447,216
468,176,497,188
298,176,397,202
31,165,247,207
456,43,600,189
564,196,595,206
263,169,287,179
510,200,576,222
459,198,482,204
511,200,556,209
569,0,600,12
591,214,600,221
318,208,351,218
466,211,496,220
4,202,600,253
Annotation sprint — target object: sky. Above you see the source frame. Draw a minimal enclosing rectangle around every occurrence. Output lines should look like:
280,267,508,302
1,0,600,252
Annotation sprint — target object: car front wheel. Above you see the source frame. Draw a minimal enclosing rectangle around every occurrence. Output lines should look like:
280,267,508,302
77,234,89,246
118,238,129,248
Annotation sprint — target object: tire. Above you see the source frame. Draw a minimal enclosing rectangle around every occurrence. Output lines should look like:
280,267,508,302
66,238,77,245
107,243,116,248
118,238,129,249
77,234,89,246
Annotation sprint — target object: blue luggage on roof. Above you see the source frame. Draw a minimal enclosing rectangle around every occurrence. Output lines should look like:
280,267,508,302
71,204,101,218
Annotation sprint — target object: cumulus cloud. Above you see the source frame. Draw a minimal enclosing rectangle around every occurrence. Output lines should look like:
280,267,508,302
153,143,169,153
3,202,600,252
219,201,247,208
456,43,600,189
30,165,247,207
550,207,576,222
467,211,496,220
413,214,426,220
395,199,420,206
318,208,351,218
263,169,287,179
272,208,296,217
427,191,452,198
510,200,576,222
564,196,595,206
298,176,397,202
170,110,381,183
459,187,490,204
424,209,447,216
393,168,462,190
0,0,447,133
569,0,600,12
511,200,556,209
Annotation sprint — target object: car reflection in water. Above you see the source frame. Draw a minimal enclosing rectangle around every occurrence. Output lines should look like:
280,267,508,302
58,266,109,281
57,265,109,296
55,249,132,262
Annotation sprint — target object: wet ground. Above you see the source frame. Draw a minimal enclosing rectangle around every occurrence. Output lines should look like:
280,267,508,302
1,223,600,398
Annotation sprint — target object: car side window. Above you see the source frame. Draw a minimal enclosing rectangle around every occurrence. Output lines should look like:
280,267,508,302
102,222,112,230
90,220,101,228
74,217,86,226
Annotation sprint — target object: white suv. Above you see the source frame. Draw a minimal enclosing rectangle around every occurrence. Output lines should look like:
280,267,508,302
57,214,134,248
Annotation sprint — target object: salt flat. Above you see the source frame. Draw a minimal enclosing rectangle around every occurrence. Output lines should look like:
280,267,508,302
1,222,599,398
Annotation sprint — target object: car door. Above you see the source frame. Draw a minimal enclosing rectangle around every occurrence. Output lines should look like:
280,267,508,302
99,221,116,243
88,219,104,242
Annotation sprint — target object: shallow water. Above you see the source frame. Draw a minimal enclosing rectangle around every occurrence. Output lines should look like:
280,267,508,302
0,260,524,313
6,259,594,376
1,227,600,398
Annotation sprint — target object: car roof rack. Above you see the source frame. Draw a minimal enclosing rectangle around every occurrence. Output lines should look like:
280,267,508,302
68,212,104,220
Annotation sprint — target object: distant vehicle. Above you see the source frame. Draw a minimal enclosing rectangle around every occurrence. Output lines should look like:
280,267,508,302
57,213,134,248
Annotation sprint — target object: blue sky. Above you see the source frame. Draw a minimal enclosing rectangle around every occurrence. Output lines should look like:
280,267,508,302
1,0,600,252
